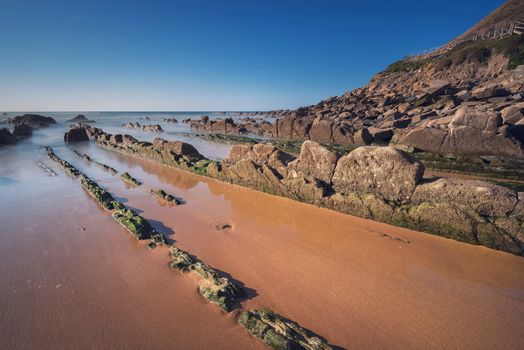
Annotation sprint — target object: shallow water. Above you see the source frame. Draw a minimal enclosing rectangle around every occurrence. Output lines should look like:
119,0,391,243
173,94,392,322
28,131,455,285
1,117,524,349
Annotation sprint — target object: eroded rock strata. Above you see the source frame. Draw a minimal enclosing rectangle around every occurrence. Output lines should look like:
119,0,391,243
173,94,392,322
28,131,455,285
121,171,142,186
150,189,181,205
45,145,335,348
122,122,164,132
239,309,332,350
78,126,524,255
169,246,244,312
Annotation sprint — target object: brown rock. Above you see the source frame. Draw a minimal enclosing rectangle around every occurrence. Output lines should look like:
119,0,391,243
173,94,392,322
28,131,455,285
332,146,425,203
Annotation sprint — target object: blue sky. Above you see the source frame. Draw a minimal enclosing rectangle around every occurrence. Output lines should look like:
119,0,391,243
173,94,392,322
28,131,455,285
0,0,505,111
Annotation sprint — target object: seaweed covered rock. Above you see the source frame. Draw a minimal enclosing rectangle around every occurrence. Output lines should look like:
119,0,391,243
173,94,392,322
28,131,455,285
112,207,156,239
332,146,425,203
169,246,244,311
121,172,142,186
239,309,332,350
45,146,81,177
95,162,118,175
150,189,180,205
80,175,117,210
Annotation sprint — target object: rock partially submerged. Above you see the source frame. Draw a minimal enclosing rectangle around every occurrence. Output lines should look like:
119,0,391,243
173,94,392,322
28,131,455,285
122,122,163,132
169,246,244,311
72,149,93,162
239,309,332,350
150,189,180,205
95,161,118,175
121,172,142,186
45,146,81,177
67,114,95,123
75,126,524,256
0,128,16,145
9,114,56,128
64,127,90,143
112,207,156,239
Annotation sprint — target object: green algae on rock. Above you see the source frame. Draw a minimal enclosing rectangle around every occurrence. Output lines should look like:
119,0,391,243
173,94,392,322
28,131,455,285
169,246,244,312
95,161,118,175
112,207,156,240
239,309,332,350
121,171,142,186
150,189,180,205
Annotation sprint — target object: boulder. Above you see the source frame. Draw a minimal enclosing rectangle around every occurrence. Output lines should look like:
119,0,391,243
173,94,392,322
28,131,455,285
501,106,524,125
472,85,510,100
308,118,333,143
332,146,425,203
10,114,56,128
152,138,203,161
64,127,89,143
368,127,393,143
288,141,339,183
412,178,519,218
353,127,372,145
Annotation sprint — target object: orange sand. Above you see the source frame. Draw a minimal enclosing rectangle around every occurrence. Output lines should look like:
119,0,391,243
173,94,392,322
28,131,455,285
1,142,524,349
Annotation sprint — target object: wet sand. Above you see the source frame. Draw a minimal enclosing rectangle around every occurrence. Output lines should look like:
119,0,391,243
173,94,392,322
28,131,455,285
1,135,524,349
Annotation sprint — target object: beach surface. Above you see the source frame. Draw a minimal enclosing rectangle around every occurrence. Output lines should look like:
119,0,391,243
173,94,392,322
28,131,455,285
1,117,523,349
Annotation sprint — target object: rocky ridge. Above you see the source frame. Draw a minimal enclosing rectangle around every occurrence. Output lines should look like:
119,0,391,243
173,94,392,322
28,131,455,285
77,125,524,256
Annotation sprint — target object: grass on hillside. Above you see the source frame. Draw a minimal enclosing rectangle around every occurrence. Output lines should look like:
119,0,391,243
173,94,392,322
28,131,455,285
383,34,524,73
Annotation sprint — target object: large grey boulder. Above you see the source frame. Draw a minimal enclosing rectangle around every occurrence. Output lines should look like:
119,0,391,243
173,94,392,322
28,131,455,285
332,146,425,203
287,141,339,183
411,178,519,217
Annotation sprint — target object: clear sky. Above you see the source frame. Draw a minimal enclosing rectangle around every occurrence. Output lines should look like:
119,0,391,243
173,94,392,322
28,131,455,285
0,0,506,111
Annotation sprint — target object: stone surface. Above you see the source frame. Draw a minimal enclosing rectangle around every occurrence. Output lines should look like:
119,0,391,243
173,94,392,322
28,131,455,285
332,146,425,203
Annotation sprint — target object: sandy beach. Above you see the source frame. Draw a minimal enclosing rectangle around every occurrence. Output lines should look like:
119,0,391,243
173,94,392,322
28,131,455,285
1,134,523,349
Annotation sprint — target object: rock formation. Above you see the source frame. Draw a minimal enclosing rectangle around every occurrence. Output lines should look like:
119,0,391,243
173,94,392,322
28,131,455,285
67,114,95,123
75,126,524,256
9,114,56,128
122,122,163,132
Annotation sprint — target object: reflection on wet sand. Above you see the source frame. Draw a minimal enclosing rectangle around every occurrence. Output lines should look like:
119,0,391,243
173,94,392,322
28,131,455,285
1,128,524,350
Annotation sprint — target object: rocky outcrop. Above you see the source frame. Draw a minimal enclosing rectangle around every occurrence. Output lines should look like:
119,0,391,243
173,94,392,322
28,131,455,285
397,107,524,157
122,122,163,132
332,147,424,203
239,309,332,350
78,126,524,256
169,246,244,311
9,114,56,128
67,114,95,123
121,172,142,186
64,127,89,143
150,189,180,205
95,161,118,175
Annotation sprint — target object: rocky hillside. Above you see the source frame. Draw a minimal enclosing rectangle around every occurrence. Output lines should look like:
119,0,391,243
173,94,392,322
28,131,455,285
190,1,524,163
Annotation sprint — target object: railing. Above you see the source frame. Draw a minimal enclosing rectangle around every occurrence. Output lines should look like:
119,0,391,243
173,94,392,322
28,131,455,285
406,19,524,62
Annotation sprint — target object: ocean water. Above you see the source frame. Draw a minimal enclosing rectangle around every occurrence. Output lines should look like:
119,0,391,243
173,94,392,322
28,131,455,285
0,111,259,160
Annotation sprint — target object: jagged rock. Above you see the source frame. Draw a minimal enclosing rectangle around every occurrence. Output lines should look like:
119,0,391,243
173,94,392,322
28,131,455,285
501,106,524,125
112,207,155,239
368,127,393,143
169,246,244,312
353,127,372,145
239,309,332,350
95,162,118,175
150,189,180,205
64,127,89,143
9,114,56,128
152,138,203,161
472,85,510,100
121,172,142,186
332,146,425,203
